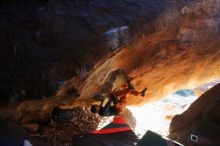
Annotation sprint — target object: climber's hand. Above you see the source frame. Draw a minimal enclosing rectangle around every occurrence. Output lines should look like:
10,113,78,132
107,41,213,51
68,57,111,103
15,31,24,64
140,88,147,97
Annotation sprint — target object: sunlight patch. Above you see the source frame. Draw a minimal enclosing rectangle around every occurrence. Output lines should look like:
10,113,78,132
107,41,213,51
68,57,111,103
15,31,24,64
127,89,198,137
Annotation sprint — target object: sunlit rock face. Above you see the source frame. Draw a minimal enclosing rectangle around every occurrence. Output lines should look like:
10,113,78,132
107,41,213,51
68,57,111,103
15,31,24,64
76,0,220,106
169,83,220,146
1,0,220,130
0,0,170,104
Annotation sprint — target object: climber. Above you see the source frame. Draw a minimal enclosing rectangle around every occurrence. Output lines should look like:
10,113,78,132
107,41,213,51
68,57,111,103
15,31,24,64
91,87,147,116
90,69,147,116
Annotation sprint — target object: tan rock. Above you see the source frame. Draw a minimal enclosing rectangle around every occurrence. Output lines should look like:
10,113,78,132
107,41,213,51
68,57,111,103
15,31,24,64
23,123,40,133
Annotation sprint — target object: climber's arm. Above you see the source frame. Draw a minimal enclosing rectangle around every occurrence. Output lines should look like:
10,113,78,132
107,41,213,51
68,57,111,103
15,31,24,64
129,90,139,96
129,87,147,96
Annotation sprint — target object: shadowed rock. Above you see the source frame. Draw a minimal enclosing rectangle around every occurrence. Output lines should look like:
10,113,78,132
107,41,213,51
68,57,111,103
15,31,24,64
0,0,170,104
169,83,220,146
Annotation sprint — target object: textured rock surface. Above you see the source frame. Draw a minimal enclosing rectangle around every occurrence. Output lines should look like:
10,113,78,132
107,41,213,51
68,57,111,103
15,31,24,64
40,106,111,146
169,83,220,146
0,0,171,104
0,1,220,145
75,0,220,106
1,0,220,123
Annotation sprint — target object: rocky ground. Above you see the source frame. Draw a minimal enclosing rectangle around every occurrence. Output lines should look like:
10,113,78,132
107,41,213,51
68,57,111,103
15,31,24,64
27,107,112,146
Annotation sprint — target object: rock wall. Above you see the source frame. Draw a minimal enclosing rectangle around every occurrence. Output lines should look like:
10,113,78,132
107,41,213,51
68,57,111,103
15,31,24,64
71,0,220,106
0,0,170,104
1,0,220,135
169,83,220,146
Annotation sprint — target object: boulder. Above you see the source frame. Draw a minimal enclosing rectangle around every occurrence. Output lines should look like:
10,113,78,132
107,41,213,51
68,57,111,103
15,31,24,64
169,83,220,146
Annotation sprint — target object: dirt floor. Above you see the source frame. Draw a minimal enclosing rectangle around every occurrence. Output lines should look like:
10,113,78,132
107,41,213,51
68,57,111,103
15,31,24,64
33,107,110,146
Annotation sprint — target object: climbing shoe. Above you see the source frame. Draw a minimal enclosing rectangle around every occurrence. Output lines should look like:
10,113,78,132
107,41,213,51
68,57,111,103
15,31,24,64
140,88,147,96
